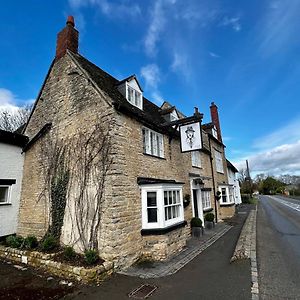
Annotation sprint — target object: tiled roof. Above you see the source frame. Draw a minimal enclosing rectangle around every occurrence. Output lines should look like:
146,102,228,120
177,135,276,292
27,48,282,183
71,52,170,134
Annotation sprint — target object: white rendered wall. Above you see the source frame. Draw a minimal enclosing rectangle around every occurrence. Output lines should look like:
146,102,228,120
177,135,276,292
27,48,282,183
227,167,242,205
0,143,24,236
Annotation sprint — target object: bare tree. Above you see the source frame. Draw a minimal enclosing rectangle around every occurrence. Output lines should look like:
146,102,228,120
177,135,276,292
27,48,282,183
0,104,32,132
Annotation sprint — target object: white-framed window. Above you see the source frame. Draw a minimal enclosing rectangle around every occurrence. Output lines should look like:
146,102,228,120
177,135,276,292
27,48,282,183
191,151,201,168
142,127,164,158
141,184,184,229
212,127,218,139
214,150,224,173
0,186,11,204
219,186,235,205
201,191,211,210
127,84,142,109
170,110,178,121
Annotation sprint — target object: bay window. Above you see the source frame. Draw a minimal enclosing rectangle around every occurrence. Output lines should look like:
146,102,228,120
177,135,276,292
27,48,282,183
141,184,184,229
219,186,235,205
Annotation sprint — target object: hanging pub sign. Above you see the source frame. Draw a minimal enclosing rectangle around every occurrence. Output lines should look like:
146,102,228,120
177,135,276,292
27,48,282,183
180,122,202,152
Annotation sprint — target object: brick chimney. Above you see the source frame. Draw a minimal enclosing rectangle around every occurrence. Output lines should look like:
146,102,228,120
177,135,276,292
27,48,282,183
56,16,78,59
210,102,222,143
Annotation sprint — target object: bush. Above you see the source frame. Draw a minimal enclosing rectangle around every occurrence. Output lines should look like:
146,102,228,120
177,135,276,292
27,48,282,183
40,235,58,252
84,249,99,265
63,246,76,260
24,235,38,249
204,213,214,222
190,217,202,227
6,235,24,248
241,194,251,203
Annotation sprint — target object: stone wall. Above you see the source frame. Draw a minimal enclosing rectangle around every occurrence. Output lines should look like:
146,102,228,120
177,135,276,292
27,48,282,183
0,246,113,283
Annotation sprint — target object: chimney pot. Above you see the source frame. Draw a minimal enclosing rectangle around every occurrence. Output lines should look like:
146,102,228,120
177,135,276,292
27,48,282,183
66,16,75,27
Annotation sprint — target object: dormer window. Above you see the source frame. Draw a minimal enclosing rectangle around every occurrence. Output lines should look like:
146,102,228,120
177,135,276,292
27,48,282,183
212,126,218,139
117,75,143,110
127,85,142,109
170,110,179,122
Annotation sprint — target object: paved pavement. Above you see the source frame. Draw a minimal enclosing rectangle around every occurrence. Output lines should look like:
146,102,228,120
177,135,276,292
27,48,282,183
120,223,232,278
68,204,253,300
257,195,300,300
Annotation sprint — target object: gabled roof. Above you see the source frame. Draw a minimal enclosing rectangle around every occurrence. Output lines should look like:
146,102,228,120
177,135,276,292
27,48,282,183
70,52,174,135
226,159,239,173
0,129,28,147
117,75,143,92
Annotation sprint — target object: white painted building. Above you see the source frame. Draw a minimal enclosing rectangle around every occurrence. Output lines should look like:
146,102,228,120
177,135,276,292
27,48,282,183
226,160,242,205
0,130,28,237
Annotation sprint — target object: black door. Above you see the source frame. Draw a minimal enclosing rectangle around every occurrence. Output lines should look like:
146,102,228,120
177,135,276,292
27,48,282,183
193,189,199,218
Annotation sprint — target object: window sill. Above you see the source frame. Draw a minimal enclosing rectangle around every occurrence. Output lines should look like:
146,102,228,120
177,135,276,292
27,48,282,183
219,202,235,207
0,203,12,206
143,153,166,160
141,221,187,236
216,171,224,174
192,166,202,169
203,207,213,212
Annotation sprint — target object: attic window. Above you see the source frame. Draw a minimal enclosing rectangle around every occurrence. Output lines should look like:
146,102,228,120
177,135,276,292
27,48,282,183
127,85,142,109
212,127,218,139
170,110,178,121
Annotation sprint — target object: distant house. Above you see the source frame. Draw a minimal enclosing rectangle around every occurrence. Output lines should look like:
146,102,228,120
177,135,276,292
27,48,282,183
17,17,236,269
226,160,242,205
0,129,28,237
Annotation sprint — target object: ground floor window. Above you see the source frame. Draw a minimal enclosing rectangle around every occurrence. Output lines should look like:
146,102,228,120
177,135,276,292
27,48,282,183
219,186,235,205
0,186,10,204
201,191,211,210
141,183,184,229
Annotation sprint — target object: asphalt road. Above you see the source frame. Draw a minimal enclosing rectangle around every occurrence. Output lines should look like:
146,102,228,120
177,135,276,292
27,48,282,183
257,195,300,300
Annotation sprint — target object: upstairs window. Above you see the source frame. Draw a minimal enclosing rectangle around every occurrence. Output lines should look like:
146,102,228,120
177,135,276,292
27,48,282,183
127,85,142,109
142,128,164,158
212,127,218,139
170,110,179,122
191,151,201,168
215,150,224,173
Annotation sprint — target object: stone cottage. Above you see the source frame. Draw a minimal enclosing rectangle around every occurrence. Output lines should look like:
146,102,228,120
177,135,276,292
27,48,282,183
18,17,234,269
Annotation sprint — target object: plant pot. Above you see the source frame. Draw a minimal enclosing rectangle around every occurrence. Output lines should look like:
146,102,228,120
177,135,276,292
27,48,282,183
205,221,215,230
191,226,203,238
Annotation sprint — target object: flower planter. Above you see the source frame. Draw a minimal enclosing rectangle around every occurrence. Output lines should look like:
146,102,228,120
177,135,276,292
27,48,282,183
191,226,204,238
205,221,215,230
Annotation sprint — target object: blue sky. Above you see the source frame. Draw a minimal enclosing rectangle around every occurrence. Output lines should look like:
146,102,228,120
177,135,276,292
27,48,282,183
0,0,300,176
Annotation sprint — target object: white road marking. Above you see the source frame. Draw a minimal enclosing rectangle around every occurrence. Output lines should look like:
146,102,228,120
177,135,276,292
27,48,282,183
269,196,300,213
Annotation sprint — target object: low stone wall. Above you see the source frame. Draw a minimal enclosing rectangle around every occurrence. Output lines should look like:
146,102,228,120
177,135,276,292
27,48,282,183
0,246,114,283
142,226,189,261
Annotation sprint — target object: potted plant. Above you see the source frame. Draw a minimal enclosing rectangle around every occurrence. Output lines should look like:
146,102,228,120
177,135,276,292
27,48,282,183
190,217,203,237
204,213,215,229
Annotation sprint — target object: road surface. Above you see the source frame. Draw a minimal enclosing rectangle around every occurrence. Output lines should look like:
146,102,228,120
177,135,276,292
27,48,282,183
257,195,300,299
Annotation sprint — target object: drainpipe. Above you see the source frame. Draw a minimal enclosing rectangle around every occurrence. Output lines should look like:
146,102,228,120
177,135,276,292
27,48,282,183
209,137,218,223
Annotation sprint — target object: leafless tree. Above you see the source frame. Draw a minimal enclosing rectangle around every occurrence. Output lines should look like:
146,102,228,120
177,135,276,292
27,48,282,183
0,104,32,132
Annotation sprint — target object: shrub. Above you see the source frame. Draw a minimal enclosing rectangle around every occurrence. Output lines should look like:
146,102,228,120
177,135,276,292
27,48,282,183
24,235,38,249
63,246,76,261
6,235,24,248
190,217,202,227
241,194,251,203
40,235,58,252
84,249,99,265
205,213,214,222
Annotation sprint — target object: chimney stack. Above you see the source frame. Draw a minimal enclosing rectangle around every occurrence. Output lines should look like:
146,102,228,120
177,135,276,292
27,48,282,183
210,102,222,143
56,16,78,59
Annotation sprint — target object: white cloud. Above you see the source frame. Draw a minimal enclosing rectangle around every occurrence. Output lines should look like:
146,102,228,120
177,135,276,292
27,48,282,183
140,64,163,105
253,117,300,150
221,16,241,32
0,88,34,112
68,0,141,20
258,0,300,56
171,51,192,81
209,51,220,58
235,141,300,176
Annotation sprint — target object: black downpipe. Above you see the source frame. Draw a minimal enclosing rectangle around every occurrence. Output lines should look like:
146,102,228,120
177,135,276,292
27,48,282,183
209,137,218,223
